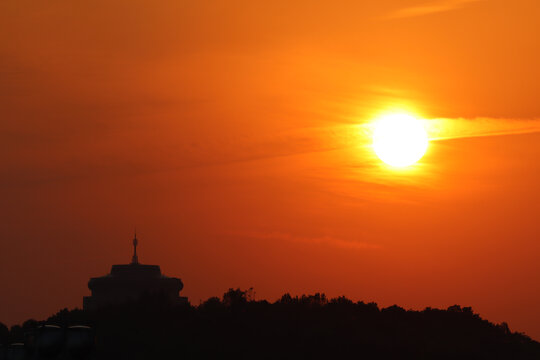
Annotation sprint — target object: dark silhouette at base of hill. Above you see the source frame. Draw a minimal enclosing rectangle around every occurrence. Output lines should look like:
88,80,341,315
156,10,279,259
2,289,539,359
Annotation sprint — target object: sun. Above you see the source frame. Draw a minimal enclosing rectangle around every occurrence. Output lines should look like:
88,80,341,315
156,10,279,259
372,113,429,167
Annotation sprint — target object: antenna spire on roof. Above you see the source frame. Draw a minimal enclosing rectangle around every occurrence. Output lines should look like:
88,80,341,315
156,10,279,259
131,230,139,265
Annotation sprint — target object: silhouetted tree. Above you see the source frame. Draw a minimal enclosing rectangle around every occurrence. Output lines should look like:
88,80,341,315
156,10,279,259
22,319,39,331
277,293,294,304
300,292,327,306
330,296,354,306
222,288,248,307
200,296,222,310
0,322,8,345
9,325,23,343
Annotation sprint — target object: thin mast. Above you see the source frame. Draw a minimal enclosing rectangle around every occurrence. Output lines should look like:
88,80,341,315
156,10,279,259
131,230,139,264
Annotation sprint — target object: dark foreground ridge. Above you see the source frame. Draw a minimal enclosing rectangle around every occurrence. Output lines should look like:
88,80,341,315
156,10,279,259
2,289,540,360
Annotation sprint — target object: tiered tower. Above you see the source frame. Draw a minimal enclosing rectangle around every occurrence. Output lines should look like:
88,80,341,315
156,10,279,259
83,233,187,310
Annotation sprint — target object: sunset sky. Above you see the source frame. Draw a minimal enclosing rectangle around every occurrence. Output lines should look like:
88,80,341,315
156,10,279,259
3,0,540,339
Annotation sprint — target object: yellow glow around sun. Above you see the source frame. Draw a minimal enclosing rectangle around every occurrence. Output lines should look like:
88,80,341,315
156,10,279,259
372,113,429,167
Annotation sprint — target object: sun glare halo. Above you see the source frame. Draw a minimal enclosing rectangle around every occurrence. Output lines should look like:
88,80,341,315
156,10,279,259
372,113,429,168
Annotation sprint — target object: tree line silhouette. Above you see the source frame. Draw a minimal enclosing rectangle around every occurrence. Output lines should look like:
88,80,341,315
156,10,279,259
2,288,540,359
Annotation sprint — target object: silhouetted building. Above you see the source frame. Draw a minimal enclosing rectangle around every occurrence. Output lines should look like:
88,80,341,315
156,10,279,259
83,234,186,310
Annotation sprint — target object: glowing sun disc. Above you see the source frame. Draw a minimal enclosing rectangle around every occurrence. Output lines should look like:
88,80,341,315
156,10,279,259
372,113,428,167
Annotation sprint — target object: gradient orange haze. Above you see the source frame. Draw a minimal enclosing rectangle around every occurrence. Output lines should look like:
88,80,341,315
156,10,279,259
2,0,540,339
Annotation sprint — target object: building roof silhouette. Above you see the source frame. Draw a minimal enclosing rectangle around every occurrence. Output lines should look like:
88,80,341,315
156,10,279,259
83,233,186,310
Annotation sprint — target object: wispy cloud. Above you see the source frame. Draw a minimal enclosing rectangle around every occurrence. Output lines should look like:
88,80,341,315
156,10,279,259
233,231,381,251
386,0,483,19
427,118,540,141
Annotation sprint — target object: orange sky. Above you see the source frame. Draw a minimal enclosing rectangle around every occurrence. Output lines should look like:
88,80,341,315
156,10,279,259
3,0,540,339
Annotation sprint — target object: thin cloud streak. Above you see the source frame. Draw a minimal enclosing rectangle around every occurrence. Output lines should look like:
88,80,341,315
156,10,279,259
233,231,381,251
428,118,540,142
386,0,483,19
